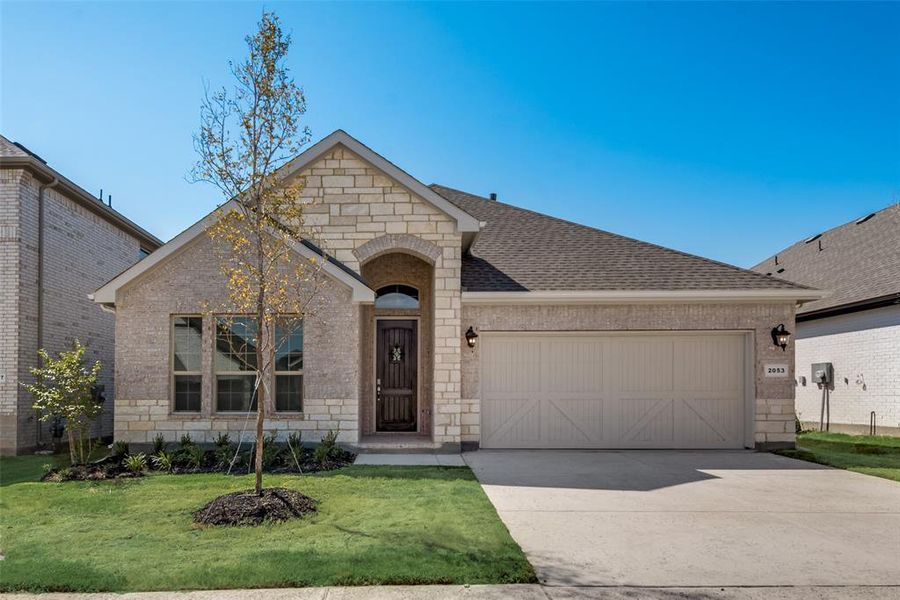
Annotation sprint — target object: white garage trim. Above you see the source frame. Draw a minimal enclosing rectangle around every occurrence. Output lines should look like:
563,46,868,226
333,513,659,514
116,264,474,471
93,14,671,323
478,330,755,449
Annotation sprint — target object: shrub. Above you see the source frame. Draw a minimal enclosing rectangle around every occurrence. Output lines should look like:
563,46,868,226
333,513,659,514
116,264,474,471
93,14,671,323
261,432,283,470
185,444,205,469
151,433,166,455
151,451,174,473
179,433,195,449
214,432,231,448
123,453,147,473
111,440,129,458
286,431,303,471
214,443,236,470
314,430,340,464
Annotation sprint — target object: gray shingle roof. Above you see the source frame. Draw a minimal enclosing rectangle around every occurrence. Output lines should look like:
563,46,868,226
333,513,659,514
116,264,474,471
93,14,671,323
751,203,900,315
431,184,811,293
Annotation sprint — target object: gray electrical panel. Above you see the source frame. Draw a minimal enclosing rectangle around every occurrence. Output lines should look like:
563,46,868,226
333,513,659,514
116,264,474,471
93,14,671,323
812,362,833,385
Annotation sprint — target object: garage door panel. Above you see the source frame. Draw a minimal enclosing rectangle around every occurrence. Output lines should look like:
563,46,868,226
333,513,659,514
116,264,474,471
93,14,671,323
613,339,674,392
481,332,748,449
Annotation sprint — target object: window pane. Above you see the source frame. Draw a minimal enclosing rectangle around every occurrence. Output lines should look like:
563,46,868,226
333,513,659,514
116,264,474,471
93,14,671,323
275,375,303,412
216,375,257,412
174,375,201,412
173,317,202,372
275,319,303,371
375,284,419,309
215,317,258,371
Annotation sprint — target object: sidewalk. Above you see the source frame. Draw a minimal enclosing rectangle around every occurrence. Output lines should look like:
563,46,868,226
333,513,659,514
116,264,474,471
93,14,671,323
4,585,899,599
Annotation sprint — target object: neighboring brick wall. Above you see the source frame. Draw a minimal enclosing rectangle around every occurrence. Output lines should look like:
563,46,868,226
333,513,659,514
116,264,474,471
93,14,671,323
0,169,145,454
460,302,798,448
795,305,900,431
0,170,23,453
114,232,361,445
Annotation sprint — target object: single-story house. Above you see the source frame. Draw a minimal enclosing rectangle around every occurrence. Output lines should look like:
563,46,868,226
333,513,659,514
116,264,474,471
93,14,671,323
92,130,822,452
752,203,900,435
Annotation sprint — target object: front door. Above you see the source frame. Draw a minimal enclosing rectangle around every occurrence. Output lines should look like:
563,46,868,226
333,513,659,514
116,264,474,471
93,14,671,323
376,319,418,432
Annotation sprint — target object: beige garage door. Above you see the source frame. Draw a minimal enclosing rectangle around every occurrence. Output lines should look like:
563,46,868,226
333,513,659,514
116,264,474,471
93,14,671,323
480,332,748,449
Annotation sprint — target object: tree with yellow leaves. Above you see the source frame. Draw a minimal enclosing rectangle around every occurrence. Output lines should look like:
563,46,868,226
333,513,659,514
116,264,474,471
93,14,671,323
191,11,325,495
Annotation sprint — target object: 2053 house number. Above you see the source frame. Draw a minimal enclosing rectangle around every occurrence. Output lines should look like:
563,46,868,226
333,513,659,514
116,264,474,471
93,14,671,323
764,363,789,378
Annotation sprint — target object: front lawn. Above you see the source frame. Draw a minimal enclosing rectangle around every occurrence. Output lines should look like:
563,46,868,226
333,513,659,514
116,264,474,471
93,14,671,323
777,431,900,482
0,458,535,592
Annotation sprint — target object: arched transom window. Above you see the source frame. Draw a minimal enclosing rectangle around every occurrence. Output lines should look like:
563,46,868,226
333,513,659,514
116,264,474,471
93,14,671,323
375,284,420,310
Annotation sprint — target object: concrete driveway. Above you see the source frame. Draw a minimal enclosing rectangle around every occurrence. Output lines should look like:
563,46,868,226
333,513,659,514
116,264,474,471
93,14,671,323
464,450,900,587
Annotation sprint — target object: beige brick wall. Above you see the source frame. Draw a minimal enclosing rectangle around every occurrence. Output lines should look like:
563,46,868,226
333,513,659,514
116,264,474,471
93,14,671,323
115,233,360,445
460,302,798,448
113,143,464,446
1,169,145,454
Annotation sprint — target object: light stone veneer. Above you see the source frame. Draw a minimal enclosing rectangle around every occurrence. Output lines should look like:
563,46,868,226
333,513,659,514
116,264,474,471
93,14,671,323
460,302,798,449
113,144,463,447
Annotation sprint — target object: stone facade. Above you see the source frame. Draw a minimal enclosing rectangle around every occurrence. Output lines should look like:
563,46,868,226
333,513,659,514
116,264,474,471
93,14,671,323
460,302,798,449
0,161,154,455
795,305,900,434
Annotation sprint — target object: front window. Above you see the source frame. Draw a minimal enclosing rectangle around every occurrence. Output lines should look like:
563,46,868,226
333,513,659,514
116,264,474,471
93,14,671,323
375,284,419,309
214,317,258,412
172,316,202,412
275,318,303,412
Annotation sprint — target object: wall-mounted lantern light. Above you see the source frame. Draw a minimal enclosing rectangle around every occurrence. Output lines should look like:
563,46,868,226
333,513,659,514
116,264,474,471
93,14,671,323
465,326,479,349
771,324,791,351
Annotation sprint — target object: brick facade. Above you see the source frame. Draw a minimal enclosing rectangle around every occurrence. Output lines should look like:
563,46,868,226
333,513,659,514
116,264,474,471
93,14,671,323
795,305,900,433
460,302,798,449
0,163,152,455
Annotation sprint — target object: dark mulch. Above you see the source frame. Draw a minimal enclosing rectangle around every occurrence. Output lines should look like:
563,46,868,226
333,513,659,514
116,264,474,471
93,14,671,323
41,457,140,482
193,487,317,526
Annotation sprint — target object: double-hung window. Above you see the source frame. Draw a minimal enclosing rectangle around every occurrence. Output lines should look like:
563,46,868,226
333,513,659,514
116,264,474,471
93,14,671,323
274,318,303,412
172,316,202,412
214,317,258,412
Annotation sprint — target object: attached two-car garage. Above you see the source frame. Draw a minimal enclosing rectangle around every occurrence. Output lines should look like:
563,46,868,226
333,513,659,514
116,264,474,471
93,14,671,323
479,332,751,449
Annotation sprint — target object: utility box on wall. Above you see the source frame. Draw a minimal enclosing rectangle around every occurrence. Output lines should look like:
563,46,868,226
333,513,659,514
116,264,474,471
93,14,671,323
811,362,833,386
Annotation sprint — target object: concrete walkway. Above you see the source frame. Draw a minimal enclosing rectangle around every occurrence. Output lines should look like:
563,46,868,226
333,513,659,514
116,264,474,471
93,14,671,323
4,585,900,599
354,453,466,466
464,450,900,588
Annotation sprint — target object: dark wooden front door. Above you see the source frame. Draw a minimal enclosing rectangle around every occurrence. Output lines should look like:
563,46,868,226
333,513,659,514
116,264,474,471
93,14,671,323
376,319,418,432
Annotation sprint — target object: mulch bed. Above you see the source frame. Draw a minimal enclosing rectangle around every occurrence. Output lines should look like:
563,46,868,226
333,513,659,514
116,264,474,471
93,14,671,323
193,487,317,526
41,459,141,482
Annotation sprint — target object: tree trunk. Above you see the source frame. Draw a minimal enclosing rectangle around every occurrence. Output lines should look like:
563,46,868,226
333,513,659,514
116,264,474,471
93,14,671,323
66,419,76,465
254,317,267,496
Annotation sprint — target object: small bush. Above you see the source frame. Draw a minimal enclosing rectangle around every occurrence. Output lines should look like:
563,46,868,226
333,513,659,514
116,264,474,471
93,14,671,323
314,430,340,464
185,444,205,469
214,432,231,448
151,451,174,473
286,431,303,471
261,432,283,470
179,433,195,449
214,443,236,470
111,440,130,458
152,433,166,455
124,453,147,473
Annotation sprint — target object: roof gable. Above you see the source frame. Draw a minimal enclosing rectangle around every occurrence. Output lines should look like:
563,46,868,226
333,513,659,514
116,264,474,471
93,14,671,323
91,199,375,306
279,130,480,232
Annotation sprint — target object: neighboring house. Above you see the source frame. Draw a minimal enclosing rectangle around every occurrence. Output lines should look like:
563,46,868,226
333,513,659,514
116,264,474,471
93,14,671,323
0,135,162,455
752,204,900,435
92,130,821,453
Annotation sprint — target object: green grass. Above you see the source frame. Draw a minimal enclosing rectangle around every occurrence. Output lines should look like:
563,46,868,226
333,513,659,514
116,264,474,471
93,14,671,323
776,431,900,482
0,458,535,593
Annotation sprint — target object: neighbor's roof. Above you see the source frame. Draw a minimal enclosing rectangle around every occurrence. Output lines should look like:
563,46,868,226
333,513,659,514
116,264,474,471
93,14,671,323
432,184,816,295
751,203,900,316
0,134,163,251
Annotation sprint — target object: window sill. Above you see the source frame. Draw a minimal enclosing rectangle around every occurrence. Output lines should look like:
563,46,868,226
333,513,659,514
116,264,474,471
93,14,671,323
166,412,307,420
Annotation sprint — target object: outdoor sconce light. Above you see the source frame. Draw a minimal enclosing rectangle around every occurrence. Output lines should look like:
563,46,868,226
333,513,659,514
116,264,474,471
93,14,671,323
771,324,791,351
465,326,479,348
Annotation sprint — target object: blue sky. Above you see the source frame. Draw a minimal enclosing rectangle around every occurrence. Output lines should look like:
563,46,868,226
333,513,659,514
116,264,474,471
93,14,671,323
2,1,898,267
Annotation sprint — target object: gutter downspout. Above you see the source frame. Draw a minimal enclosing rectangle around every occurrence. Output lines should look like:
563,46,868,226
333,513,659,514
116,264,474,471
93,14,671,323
35,176,58,447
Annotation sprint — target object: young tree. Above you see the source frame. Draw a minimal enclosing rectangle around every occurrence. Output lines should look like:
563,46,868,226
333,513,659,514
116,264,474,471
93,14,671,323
192,11,325,495
24,340,103,465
